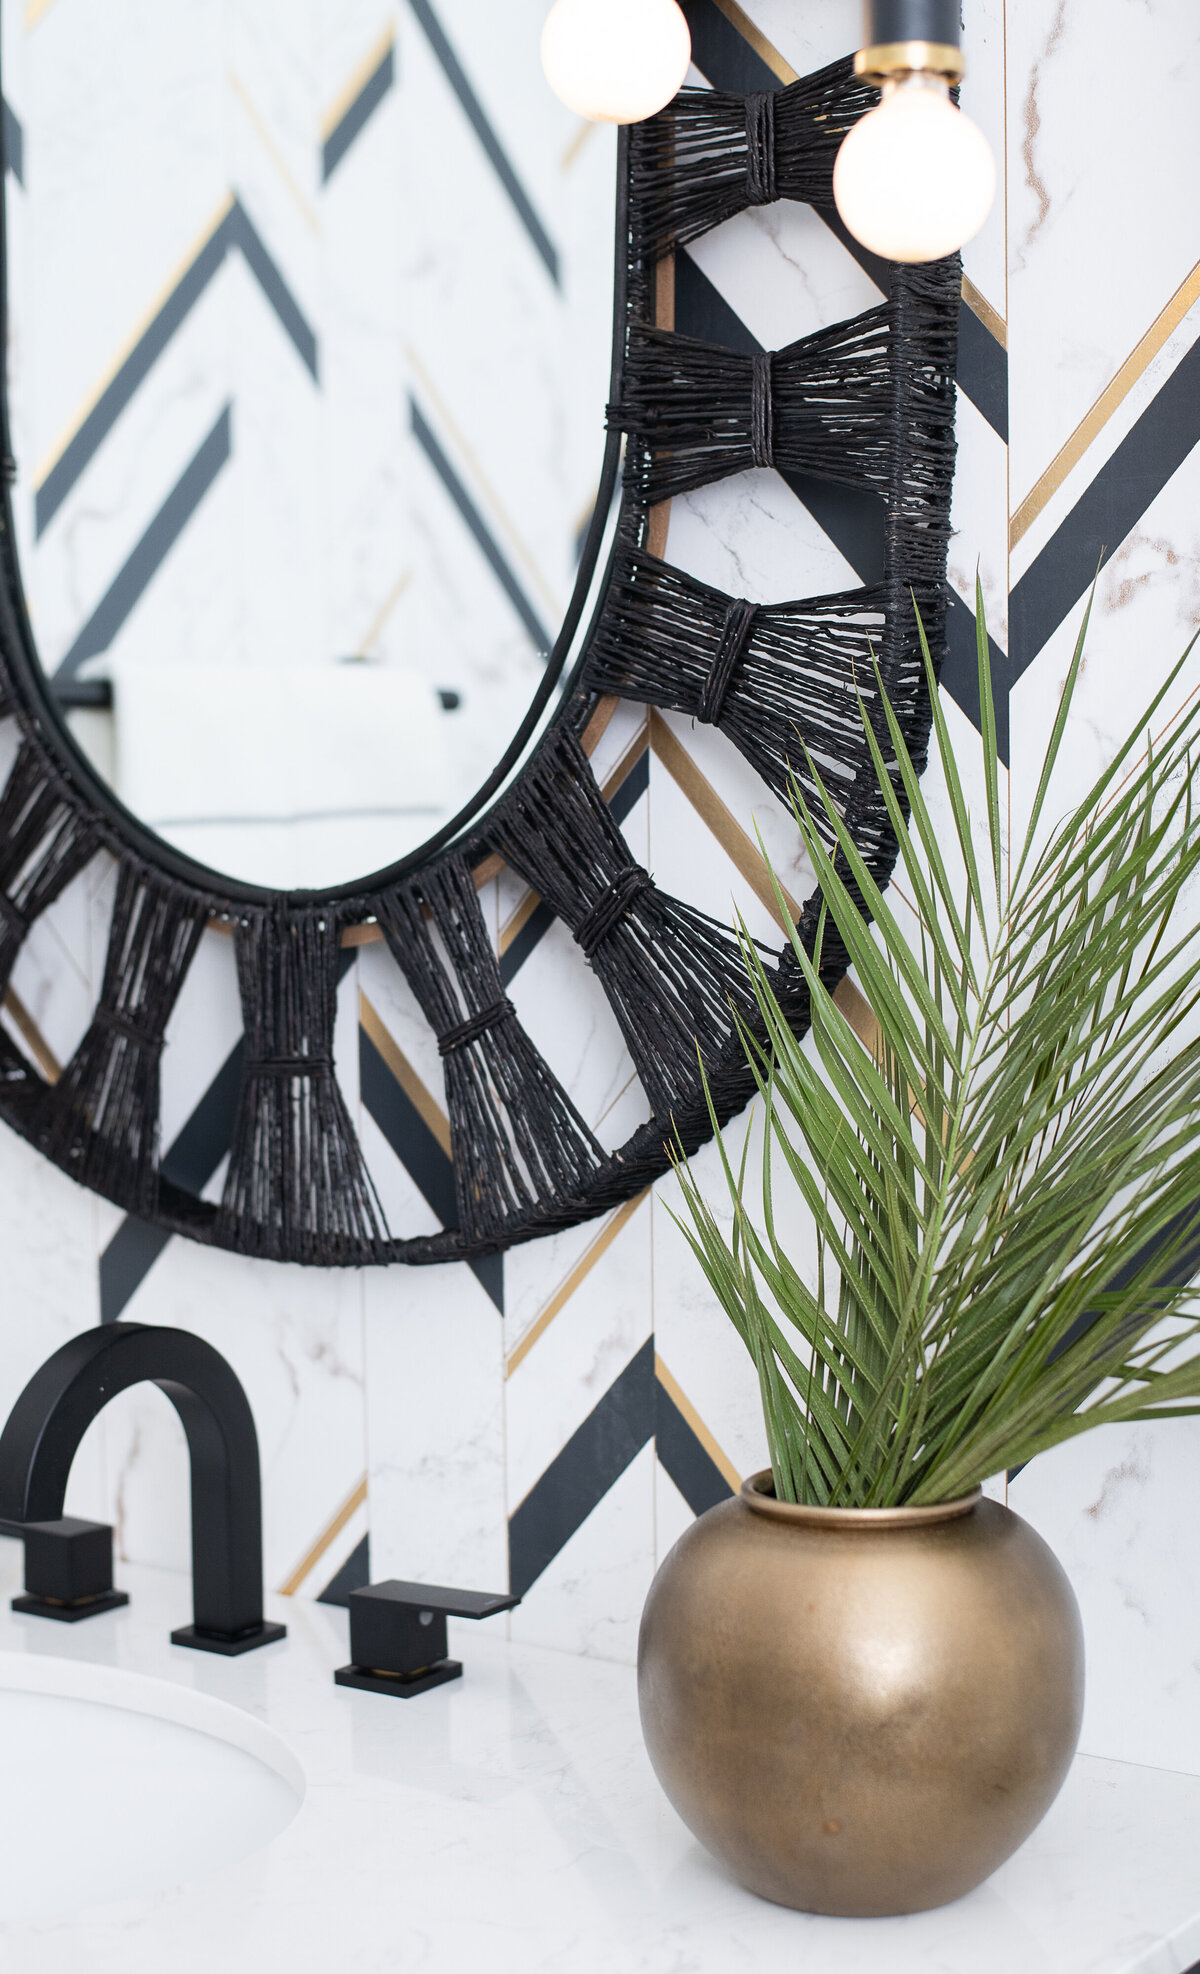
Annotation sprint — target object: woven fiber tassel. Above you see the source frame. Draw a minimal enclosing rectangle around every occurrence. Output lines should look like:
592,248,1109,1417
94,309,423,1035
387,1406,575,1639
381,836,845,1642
629,58,875,261
218,906,387,1263
0,740,96,1001
375,856,604,1242
585,549,910,847
612,304,893,504
39,864,206,1213
876,258,961,752
489,728,767,1119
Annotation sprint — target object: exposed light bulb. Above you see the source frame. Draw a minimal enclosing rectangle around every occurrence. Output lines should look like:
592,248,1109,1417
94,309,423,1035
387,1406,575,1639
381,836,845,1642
540,0,691,125
833,74,996,264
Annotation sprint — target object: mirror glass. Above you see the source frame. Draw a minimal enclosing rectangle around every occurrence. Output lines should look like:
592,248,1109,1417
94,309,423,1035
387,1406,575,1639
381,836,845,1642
6,0,616,889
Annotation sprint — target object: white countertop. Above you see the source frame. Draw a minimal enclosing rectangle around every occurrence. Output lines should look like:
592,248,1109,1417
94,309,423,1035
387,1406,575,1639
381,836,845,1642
1,1542,1199,1974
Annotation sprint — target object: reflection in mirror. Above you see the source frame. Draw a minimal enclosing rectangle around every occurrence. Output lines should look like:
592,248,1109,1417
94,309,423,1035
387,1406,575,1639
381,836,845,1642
7,1,616,889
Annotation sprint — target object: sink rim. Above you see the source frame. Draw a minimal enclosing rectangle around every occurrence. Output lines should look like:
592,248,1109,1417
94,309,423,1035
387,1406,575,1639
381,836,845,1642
0,1649,305,1801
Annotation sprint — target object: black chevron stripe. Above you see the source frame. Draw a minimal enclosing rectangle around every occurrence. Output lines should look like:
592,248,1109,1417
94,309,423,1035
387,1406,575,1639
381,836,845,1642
55,404,232,680
944,588,1014,766
656,1381,734,1516
359,1026,503,1311
36,198,318,535
318,1533,371,1606
679,0,1009,443
410,395,553,655
407,0,559,287
322,41,395,182
3,98,22,185
509,1337,655,1597
1009,331,1200,687
506,1342,741,1596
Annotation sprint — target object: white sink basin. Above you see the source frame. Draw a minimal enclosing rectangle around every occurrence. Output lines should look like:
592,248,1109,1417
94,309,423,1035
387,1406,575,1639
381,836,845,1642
0,1652,303,1919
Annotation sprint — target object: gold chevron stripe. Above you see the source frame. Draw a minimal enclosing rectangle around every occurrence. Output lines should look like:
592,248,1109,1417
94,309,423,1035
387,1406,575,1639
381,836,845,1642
277,1475,367,1597
655,1356,742,1492
320,25,395,142
229,70,319,234
560,120,595,172
35,192,236,490
506,1189,650,1378
648,710,802,929
360,991,452,1158
961,275,1007,349
356,568,413,658
24,0,58,27
708,0,799,85
833,975,881,1057
2,988,62,1083
1011,255,1200,550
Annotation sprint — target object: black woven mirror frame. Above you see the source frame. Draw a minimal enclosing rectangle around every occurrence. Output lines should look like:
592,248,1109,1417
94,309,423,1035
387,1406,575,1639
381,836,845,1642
0,55,960,1268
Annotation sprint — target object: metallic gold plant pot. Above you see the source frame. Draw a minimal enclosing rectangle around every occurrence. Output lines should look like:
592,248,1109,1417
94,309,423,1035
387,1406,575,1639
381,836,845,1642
637,1474,1084,1917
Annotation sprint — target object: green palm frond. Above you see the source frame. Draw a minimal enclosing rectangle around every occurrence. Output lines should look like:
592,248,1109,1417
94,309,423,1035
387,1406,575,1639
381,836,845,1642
671,586,1200,1505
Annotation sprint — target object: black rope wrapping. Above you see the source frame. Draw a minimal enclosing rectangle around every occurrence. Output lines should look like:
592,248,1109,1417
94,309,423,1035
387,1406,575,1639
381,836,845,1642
489,728,769,1120
0,61,961,1269
585,547,931,854
627,60,876,260
216,906,388,1263
375,855,604,1242
0,740,96,999
37,865,206,1212
612,304,894,504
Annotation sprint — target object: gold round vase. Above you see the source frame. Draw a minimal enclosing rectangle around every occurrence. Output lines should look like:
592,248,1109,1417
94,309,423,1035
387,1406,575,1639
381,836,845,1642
637,1475,1085,1917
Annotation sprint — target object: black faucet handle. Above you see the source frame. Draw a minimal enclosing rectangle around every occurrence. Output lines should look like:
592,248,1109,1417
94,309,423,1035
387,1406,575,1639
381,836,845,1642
335,1578,521,1699
11,1517,130,1623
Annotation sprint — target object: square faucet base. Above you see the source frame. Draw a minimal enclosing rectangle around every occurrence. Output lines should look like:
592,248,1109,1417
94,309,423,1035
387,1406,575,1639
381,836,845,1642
12,1590,129,1623
335,1659,463,1699
172,1621,287,1656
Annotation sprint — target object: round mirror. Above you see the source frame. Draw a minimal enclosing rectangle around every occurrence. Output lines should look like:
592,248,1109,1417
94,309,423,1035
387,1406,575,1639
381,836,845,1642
8,0,616,890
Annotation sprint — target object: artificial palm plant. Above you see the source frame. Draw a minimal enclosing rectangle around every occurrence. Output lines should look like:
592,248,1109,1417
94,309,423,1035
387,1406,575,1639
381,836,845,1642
674,591,1200,1506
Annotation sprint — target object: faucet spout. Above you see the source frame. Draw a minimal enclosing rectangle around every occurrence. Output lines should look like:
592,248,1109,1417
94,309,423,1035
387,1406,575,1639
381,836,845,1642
0,1324,285,1655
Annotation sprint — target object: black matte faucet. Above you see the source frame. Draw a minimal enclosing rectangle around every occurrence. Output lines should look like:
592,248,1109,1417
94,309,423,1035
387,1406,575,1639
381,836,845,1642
0,1323,285,1655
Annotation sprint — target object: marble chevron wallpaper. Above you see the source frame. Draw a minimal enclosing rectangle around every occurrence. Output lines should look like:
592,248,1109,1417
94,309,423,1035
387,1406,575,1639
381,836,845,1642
0,0,1198,1787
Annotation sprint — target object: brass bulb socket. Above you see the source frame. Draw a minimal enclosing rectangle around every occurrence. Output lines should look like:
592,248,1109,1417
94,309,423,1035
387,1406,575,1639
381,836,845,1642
855,40,966,84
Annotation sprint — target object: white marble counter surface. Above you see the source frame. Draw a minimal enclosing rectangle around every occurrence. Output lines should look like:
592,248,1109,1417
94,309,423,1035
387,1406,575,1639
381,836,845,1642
0,1543,1199,1974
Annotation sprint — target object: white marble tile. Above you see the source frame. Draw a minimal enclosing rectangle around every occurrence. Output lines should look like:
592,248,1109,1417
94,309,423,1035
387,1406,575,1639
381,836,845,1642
665,463,864,604
509,1440,657,1666
949,391,1011,650
1005,0,1200,507
88,1244,368,1594
505,915,646,1146
1008,449,1200,846
1009,1419,1200,1777
506,1190,651,1507
685,204,881,354
364,1260,508,1594
652,1137,780,1490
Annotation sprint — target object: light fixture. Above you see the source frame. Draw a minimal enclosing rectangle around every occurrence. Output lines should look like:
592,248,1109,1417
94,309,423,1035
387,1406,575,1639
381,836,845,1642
540,0,692,126
834,0,996,264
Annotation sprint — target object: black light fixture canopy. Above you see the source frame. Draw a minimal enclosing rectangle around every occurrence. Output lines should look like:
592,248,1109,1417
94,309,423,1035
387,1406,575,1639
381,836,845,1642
866,0,961,47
